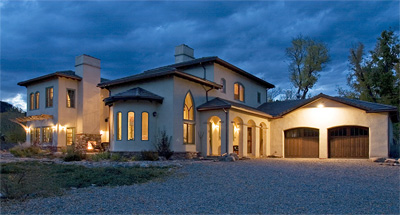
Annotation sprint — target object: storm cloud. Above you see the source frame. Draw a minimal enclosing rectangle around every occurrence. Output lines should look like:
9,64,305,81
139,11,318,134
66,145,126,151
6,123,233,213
1,1,398,110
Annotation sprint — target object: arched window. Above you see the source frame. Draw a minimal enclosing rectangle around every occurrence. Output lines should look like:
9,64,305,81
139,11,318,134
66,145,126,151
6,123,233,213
234,83,244,102
128,112,135,140
35,92,40,109
116,112,122,141
183,92,195,144
220,78,226,93
30,93,34,110
141,112,149,141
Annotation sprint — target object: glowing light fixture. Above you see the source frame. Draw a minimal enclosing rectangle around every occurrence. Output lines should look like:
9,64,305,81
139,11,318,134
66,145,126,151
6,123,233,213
317,104,324,108
100,130,105,135
212,122,220,131
234,124,240,133
25,127,31,133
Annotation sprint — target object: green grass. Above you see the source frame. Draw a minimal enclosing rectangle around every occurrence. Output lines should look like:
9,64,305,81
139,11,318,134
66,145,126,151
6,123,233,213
0,161,171,200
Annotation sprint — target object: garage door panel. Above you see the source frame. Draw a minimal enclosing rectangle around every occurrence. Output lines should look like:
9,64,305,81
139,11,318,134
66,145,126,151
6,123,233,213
329,127,368,158
285,128,319,158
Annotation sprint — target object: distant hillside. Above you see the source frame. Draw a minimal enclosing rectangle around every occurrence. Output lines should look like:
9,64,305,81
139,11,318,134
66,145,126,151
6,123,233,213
0,101,26,143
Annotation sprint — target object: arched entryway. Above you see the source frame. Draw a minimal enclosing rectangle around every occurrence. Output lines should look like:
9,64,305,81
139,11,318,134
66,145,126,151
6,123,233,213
208,116,221,156
232,117,243,156
259,122,267,156
284,127,319,158
247,120,256,156
328,126,369,158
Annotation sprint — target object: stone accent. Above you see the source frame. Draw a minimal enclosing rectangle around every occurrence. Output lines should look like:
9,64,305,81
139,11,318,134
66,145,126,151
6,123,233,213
75,133,101,153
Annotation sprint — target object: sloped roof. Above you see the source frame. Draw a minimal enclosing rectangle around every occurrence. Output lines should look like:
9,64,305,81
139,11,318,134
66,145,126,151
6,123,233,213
103,87,164,105
98,56,275,89
197,97,272,118
18,70,82,86
257,93,398,122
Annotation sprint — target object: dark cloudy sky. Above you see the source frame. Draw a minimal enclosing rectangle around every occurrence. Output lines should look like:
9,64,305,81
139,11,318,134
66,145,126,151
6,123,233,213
1,1,399,110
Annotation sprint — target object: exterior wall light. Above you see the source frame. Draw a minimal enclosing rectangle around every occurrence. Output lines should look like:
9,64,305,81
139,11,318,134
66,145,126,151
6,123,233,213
153,112,157,117
317,104,324,108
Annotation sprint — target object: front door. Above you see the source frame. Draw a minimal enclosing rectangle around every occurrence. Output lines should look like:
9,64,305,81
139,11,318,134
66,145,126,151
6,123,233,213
66,127,76,146
247,127,252,154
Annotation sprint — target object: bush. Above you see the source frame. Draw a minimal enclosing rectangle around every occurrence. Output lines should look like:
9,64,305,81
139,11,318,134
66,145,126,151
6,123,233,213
141,150,159,161
63,148,85,162
110,153,129,162
154,129,174,160
9,146,42,157
90,151,111,161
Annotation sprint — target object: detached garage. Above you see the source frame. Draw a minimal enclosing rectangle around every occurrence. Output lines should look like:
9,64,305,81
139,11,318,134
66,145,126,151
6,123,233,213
329,126,369,158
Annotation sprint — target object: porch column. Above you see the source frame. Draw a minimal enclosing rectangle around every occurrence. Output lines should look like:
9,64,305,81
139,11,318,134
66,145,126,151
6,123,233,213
255,127,260,157
225,110,233,154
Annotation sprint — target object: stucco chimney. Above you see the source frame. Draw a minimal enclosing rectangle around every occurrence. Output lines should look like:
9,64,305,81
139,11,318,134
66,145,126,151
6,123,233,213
175,44,195,63
74,54,101,135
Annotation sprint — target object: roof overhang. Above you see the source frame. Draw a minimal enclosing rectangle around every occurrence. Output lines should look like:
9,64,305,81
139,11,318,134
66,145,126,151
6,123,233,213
18,72,81,87
104,96,164,106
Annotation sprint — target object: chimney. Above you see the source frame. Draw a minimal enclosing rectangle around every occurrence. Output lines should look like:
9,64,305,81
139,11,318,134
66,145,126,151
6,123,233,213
175,44,195,63
74,54,101,135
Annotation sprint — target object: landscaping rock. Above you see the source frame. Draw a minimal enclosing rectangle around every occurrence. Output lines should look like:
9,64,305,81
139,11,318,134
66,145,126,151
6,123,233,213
370,157,386,163
384,158,399,164
218,153,237,162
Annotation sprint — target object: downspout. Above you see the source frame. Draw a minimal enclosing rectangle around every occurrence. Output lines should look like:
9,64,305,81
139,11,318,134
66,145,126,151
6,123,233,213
223,108,229,154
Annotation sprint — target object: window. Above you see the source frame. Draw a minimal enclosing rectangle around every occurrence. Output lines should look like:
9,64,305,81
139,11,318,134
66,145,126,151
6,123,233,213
66,127,75,145
31,127,41,144
257,92,261,103
46,87,53,108
116,112,122,141
42,127,53,143
234,83,244,102
128,112,135,140
30,93,34,110
35,92,40,109
220,78,226,93
142,112,149,141
67,89,75,108
183,92,195,144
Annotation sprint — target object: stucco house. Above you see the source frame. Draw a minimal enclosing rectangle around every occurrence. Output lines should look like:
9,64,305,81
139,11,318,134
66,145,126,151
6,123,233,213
17,44,398,158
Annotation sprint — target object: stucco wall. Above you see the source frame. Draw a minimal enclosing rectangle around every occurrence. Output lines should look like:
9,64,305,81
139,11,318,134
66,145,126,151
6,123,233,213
269,98,389,158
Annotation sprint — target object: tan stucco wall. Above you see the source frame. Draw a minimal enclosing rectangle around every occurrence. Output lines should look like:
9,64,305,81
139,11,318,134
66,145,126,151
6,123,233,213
269,98,389,158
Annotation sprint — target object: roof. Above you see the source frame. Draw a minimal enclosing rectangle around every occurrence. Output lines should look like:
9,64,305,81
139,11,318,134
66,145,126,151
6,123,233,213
98,56,275,89
103,87,164,105
197,97,273,118
12,114,53,122
257,93,398,122
18,70,82,86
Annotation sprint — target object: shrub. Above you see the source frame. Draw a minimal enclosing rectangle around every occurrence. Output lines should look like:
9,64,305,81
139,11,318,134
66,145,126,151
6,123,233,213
141,150,159,161
9,146,42,157
91,151,111,161
63,148,85,162
110,153,128,162
154,129,174,160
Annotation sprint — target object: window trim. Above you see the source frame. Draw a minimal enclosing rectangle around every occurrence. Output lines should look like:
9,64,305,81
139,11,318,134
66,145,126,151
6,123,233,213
116,112,122,141
45,86,54,108
183,91,195,145
233,82,245,102
141,111,149,141
127,111,135,141
66,88,76,108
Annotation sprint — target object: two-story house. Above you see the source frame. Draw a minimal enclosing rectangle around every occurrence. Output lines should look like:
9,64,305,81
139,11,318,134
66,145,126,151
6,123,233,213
17,44,398,158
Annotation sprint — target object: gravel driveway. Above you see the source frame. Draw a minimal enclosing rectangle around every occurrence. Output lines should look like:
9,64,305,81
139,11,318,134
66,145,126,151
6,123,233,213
1,159,399,214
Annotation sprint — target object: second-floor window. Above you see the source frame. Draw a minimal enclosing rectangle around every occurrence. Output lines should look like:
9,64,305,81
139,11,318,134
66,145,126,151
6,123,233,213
46,87,53,108
30,93,34,110
35,92,40,109
234,83,244,102
67,89,75,108
257,92,261,103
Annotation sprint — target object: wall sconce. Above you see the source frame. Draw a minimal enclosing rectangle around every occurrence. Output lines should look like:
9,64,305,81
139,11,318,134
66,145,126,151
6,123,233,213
212,122,220,131
317,103,324,108
25,127,31,133
153,112,157,117
100,130,105,135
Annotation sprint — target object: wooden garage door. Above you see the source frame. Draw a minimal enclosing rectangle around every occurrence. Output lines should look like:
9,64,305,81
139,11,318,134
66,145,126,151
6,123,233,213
329,126,369,158
285,128,319,158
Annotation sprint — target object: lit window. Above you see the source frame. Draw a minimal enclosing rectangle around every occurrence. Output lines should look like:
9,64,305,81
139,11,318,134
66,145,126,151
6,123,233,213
183,92,195,144
30,93,34,110
128,112,135,140
31,128,41,144
234,83,244,102
46,87,53,108
220,78,226,93
116,112,122,140
67,89,75,108
66,127,75,145
35,92,40,109
142,112,148,141
42,127,53,143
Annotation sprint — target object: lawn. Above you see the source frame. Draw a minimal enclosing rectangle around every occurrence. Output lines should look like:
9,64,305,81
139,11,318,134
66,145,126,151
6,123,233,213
0,161,171,200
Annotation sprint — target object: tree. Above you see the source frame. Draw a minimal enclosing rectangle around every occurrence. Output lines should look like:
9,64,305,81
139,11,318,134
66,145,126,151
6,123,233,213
286,35,330,99
339,30,400,107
